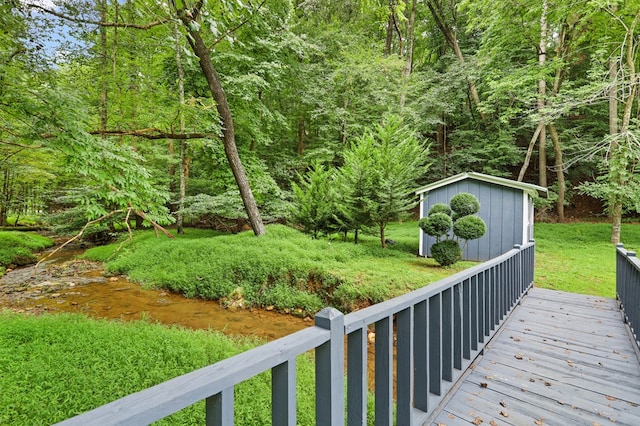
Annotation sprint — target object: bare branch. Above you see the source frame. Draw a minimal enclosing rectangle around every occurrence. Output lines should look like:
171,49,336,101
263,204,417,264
87,128,214,140
33,209,125,272
134,210,175,239
24,3,169,30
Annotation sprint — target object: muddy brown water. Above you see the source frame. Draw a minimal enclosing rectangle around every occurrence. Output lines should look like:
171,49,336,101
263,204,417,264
0,245,310,341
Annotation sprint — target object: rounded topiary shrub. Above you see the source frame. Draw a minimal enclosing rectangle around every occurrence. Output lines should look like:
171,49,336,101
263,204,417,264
431,240,462,267
419,213,453,239
453,215,487,241
450,192,480,216
428,203,452,217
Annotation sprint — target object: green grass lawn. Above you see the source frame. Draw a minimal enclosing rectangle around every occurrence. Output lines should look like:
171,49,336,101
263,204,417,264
534,221,640,298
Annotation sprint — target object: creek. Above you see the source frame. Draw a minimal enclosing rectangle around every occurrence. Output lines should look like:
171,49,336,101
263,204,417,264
0,244,310,341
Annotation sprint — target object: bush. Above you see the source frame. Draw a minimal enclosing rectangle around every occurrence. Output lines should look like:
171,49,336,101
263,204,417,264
450,192,480,216
428,203,452,216
419,213,452,240
0,232,53,272
431,240,462,267
453,215,487,241
419,193,486,267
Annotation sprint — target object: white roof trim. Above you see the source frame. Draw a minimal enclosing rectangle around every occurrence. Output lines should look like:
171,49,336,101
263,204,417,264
415,172,548,198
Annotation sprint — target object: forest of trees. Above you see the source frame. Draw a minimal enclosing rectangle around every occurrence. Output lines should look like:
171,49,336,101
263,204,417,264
2,0,640,243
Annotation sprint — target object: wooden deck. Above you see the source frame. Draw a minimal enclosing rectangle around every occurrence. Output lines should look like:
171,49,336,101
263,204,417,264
428,287,640,426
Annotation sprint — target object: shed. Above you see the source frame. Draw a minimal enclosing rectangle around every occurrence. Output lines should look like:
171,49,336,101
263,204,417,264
416,172,547,261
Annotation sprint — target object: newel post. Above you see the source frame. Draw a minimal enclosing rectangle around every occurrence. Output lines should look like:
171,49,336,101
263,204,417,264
315,307,345,426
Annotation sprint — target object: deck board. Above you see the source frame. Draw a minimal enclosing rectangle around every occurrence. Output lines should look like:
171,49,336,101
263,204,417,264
427,287,640,426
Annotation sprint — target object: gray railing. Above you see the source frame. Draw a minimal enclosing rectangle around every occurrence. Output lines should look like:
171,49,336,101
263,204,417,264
57,241,535,426
616,244,640,350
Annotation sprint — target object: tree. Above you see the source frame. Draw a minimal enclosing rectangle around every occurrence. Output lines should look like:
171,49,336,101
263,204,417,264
290,163,337,238
340,115,431,247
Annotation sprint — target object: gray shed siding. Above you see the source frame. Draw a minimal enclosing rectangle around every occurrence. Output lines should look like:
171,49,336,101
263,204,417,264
419,180,525,261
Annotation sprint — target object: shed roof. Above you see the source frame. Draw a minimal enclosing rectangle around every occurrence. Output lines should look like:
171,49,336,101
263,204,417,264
415,172,548,198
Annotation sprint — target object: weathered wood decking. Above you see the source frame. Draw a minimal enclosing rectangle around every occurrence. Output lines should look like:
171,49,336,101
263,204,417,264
429,287,640,425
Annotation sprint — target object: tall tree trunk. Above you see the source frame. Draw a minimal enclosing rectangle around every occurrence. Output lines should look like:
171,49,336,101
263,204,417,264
384,5,394,56
399,0,417,108
173,2,265,236
297,118,306,155
609,9,639,244
548,124,564,222
518,122,544,181
537,0,548,188
426,0,484,119
175,22,188,235
99,0,108,136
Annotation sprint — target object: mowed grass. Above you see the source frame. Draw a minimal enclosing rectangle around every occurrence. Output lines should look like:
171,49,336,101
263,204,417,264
534,221,640,297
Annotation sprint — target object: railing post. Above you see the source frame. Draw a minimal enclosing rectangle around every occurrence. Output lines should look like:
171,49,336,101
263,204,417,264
206,387,234,426
315,307,345,426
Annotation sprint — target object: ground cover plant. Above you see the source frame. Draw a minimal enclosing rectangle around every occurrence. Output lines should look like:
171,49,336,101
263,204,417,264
534,221,640,297
0,231,53,277
0,311,317,425
83,223,476,314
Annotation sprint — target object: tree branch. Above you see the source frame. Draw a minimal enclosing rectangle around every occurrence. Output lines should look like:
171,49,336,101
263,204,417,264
33,209,125,272
25,3,169,29
208,0,268,48
87,128,214,140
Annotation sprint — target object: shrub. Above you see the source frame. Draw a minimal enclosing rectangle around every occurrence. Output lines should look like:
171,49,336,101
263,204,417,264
450,192,480,216
419,193,487,266
428,202,452,216
431,240,462,267
419,213,452,240
453,215,487,241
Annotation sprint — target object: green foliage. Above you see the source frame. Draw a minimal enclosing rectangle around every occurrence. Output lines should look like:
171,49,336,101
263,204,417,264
450,192,480,217
453,215,487,241
430,240,462,267
291,162,338,238
334,115,431,246
0,312,316,425
428,203,452,216
420,193,486,266
419,213,453,241
0,232,53,273
83,223,476,314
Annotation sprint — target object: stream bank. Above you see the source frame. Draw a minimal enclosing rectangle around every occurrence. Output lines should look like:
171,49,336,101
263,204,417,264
0,245,310,341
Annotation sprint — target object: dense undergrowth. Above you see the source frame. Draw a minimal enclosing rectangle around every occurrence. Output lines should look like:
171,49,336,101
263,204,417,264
0,232,53,277
0,312,317,425
83,223,475,314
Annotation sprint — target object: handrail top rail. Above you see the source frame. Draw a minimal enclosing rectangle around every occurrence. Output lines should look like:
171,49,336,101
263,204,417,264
617,243,640,270
344,241,534,332
56,325,331,426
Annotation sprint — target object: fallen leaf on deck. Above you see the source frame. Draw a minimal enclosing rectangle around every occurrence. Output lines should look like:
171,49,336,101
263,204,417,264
500,410,509,417
534,419,544,425
606,396,617,401
500,400,507,407
490,421,498,426
472,416,483,425
480,382,488,388
514,353,524,360
544,381,552,387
